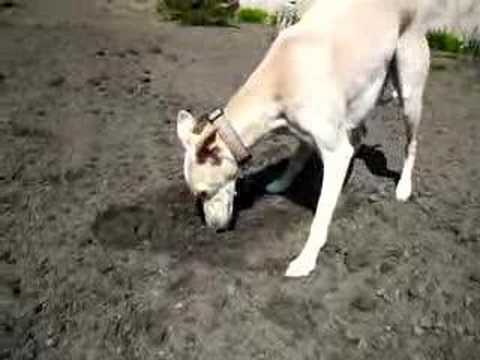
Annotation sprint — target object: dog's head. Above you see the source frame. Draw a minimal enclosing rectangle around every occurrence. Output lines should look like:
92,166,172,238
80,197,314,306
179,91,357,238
177,109,239,231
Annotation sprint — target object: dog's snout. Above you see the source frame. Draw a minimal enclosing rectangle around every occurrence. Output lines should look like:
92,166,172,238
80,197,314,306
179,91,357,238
206,216,231,232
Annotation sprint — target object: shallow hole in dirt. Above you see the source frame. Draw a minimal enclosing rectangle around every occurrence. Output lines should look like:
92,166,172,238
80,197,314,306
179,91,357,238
0,0,17,9
91,205,155,250
262,294,323,339
350,292,378,312
90,175,311,271
91,183,228,256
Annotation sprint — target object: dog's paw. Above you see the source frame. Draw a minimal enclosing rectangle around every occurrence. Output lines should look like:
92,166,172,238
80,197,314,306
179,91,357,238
284,257,316,277
265,179,290,194
395,178,412,202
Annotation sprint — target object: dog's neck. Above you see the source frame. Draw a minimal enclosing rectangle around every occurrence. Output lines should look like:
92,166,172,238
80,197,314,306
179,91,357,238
222,78,284,152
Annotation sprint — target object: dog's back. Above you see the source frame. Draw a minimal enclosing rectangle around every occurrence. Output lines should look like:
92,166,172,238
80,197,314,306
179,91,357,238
260,0,408,111
289,0,448,33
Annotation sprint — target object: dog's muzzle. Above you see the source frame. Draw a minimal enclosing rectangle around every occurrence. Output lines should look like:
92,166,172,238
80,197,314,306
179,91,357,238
201,180,236,231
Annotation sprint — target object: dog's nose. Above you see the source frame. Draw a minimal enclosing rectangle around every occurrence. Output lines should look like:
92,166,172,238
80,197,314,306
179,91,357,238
213,221,230,233
194,190,208,201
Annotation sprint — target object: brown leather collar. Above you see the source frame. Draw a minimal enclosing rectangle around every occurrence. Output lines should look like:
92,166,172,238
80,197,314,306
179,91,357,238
207,108,252,165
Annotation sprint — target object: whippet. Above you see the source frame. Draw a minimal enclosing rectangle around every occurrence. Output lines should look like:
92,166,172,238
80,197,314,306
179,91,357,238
177,0,432,277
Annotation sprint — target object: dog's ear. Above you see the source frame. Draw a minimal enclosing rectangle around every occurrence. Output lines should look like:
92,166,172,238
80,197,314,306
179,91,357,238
177,109,196,148
196,129,222,165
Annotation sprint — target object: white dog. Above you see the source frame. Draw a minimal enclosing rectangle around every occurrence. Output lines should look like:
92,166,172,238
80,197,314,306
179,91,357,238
177,0,436,277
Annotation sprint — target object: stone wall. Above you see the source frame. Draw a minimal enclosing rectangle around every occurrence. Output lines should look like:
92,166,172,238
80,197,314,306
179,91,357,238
428,0,480,37
239,0,480,38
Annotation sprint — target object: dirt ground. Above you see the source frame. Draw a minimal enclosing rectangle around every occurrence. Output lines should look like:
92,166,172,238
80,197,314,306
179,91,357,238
1,1,480,359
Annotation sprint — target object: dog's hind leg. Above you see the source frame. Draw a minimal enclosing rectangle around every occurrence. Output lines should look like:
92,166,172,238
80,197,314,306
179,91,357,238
393,32,430,201
266,141,313,194
286,125,353,277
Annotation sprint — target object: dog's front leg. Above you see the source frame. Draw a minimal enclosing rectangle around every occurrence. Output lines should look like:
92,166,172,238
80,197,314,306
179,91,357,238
285,132,353,277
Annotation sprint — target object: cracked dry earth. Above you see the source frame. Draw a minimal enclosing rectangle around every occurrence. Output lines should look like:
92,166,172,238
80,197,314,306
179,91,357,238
1,1,480,359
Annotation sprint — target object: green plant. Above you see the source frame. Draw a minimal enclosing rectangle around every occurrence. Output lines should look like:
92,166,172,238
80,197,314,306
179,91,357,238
236,7,270,24
427,30,463,53
156,0,172,20
157,0,238,26
427,28,480,58
267,13,277,26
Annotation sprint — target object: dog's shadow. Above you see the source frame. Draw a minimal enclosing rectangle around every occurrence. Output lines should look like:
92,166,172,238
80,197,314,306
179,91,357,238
232,144,400,223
